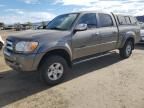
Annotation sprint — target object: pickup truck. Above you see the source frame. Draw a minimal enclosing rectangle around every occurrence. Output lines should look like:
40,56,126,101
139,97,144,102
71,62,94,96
4,11,140,85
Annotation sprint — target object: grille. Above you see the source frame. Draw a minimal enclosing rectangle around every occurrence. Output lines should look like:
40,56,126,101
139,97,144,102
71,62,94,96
6,40,14,52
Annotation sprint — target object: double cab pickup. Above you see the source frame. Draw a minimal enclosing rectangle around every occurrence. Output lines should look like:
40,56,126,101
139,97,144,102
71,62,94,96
4,11,140,85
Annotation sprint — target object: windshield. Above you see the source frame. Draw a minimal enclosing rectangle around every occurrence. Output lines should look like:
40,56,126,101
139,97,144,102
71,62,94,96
47,13,78,30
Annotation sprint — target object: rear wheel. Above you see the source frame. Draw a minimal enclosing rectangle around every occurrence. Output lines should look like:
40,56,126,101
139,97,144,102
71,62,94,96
119,40,133,59
39,55,68,86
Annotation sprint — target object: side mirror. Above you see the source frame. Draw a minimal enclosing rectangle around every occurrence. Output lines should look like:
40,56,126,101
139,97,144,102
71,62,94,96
75,24,87,31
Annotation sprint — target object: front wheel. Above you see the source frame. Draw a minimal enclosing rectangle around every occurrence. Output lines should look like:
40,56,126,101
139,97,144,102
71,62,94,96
119,40,133,59
39,55,68,86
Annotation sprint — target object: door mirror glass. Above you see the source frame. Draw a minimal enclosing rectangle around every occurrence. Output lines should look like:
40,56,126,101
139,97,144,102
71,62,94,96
75,24,87,31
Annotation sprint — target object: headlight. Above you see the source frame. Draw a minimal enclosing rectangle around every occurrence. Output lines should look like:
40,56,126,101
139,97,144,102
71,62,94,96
15,41,38,53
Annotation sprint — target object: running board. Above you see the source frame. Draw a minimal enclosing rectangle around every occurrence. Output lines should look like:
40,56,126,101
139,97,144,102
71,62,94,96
73,51,117,65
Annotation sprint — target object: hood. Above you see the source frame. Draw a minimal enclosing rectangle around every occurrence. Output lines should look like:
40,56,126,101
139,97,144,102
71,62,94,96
8,30,71,42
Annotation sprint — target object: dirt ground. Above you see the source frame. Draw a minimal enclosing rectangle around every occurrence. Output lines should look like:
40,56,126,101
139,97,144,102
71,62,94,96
0,30,144,108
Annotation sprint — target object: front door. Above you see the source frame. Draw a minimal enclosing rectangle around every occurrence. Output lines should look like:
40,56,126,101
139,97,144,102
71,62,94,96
72,13,101,59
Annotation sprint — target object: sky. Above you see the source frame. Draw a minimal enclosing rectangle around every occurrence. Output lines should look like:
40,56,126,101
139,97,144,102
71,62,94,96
0,0,144,24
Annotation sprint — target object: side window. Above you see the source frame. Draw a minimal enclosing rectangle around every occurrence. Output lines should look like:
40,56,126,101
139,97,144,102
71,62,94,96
78,13,97,29
98,13,113,27
125,16,131,24
118,16,127,25
130,17,137,25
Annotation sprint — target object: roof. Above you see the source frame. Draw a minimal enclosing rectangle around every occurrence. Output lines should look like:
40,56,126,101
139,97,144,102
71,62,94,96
64,10,112,15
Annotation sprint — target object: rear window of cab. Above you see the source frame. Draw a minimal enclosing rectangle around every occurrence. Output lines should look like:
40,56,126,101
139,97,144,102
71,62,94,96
117,15,137,25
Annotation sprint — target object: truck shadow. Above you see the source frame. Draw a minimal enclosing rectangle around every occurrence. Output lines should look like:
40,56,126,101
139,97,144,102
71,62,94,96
135,44,144,50
0,53,122,107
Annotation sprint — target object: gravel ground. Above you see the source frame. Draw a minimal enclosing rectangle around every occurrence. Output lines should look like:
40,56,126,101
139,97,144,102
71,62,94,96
0,30,144,108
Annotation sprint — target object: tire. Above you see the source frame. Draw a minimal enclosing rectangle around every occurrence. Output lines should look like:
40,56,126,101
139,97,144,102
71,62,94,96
39,55,69,86
119,40,133,59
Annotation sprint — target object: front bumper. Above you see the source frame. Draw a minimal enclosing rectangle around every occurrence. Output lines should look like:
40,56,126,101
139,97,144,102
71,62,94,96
3,49,44,72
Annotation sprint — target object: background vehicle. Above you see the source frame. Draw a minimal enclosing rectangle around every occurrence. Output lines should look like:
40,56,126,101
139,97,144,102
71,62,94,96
139,22,144,43
4,11,140,85
140,30,144,43
0,35,4,50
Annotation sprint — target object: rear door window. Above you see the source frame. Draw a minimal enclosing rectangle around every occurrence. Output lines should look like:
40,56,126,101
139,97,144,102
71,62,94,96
98,13,114,27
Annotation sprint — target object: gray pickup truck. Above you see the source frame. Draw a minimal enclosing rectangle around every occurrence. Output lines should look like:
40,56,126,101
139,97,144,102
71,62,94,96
4,11,140,85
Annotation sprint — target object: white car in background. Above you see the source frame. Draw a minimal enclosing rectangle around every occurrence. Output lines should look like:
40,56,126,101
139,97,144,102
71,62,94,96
0,35,4,50
139,22,144,43
140,30,144,43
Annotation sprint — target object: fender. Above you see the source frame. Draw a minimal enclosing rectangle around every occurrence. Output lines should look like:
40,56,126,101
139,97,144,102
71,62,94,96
36,41,72,61
32,41,73,70
119,31,135,49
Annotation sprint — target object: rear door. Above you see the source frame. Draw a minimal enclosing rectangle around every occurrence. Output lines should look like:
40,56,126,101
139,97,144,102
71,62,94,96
72,13,101,59
97,13,119,52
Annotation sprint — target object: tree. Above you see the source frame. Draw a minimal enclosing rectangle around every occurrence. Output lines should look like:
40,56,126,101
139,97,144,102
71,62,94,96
27,22,32,27
0,22,5,30
0,22,4,27
25,22,32,29
14,23,22,31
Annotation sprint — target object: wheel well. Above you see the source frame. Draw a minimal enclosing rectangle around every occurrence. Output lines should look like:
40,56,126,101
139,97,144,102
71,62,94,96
126,37,135,49
38,49,72,69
